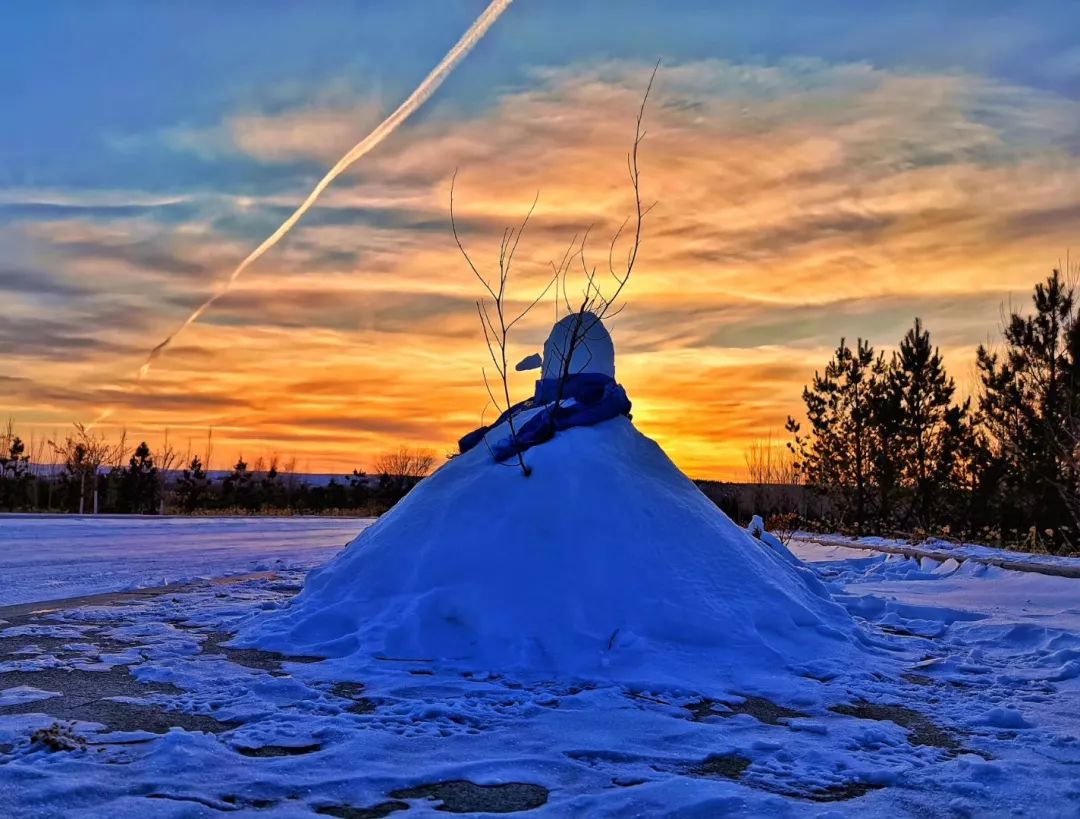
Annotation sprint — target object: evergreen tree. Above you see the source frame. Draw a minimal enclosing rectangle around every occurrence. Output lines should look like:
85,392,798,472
175,456,211,513
887,319,970,529
260,459,284,509
222,457,255,511
101,465,125,514
57,442,91,513
349,469,370,508
324,477,348,509
976,270,1080,551
788,338,882,532
0,435,31,511
867,353,903,527
949,407,993,537
121,442,158,514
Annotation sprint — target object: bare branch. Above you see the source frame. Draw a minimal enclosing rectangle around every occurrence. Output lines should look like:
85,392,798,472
453,178,550,478
450,169,496,301
453,61,658,478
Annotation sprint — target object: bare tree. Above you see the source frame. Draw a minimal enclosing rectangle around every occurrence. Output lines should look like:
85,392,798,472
451,179,554,477
25,428,47,509
374,446,437,482
452,61,659,476
44,427,60,510
153,429,181,514
543,62,658,409
0,419,14,456
0,419,33,511
282,454,299,496
744,434,804,526
49,423,123,514
203,427,215,472
111,429,129,472
744,435,799,486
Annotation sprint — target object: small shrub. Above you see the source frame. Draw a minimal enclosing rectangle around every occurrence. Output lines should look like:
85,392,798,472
765,512,799,545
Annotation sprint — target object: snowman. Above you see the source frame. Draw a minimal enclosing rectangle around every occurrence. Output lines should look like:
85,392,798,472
458,312,630,461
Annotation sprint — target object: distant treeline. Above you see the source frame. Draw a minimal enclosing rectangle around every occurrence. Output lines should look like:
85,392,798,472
784,269,1080,556
0,428,436,517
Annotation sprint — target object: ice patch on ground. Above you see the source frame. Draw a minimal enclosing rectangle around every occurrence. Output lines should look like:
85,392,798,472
0,516,368,606
0,686,61,707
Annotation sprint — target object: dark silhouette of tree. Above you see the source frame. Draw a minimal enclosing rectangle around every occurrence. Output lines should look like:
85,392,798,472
792,324,977,536
222,457,255,511
324,477,348,509
374,446,437,497
888,319,971,529
50,424,122,514
0,418,434,518
121,442,159,514
867,353,903,527
349,469,371,508
152,432,180,514
788,338,881,532
0,426,32,511
260,457,284,509
976,270,1080,552
175,456,211,513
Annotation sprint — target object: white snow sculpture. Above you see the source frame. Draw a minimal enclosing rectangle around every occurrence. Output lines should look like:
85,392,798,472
540,311,615,381
242,317,859,688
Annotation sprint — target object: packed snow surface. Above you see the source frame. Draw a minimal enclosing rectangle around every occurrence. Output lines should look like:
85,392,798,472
747,514,800,564
0,530,1077,816
243,417,859,687
0,516,368,606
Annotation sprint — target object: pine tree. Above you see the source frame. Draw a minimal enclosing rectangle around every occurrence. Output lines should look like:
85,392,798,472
0,435,31,511
121,442,158,514
222,457,254,511
324,477,347,509
867,353,903,528
175,456,211,513
976,270,1080,551
888,319,969,530
260,458,283,509
349,469,370,508
788,338,881,532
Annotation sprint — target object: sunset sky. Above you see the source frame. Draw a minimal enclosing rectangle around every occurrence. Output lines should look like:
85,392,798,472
3,1,1080,479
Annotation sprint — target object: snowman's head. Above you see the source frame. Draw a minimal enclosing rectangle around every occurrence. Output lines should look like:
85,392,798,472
515,311,615,381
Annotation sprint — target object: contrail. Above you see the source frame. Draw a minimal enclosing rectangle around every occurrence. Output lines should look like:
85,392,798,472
136,0,514,380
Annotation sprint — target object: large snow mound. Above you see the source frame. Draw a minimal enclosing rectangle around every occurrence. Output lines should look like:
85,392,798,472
242,417,859,686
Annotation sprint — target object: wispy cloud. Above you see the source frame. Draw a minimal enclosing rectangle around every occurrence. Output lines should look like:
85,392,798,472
5,57,1079,476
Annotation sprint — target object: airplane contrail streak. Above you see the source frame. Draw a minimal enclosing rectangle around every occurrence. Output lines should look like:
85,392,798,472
136,0,514,381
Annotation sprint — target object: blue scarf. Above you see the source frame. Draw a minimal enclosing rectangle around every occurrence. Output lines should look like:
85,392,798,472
458,373,632,462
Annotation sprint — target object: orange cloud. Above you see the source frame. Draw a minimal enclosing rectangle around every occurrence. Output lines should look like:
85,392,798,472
4,59,1079,478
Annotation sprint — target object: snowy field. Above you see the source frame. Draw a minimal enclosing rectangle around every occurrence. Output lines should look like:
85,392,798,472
0,521,1077,816
0,516,371,606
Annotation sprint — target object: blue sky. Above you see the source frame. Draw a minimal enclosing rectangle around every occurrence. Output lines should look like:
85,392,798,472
5,1,1078,193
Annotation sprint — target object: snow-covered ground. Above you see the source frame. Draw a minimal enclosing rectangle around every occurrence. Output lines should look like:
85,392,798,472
800,531,1080,577
0,516,370,606
0,521,1077,816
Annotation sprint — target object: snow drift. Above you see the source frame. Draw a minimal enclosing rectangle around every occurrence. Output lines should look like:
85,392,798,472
243,416,859,686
